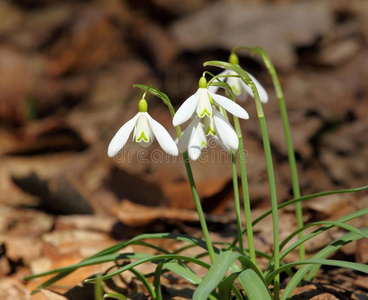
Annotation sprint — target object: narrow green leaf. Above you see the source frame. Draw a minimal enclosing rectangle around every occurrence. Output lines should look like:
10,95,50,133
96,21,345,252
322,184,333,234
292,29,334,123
153,261,165,300
263,210,368,276
218,273,242,300
24,253,150,280
280,214,368,251
281,228,368,300
164,262,202,284
266,259,368,285
129,268,156,298
26,233,217,294
227,185,368,250
238,269,272,300
193,251,241,300
104,293,127,299
85,254,210,283
133,84,173,110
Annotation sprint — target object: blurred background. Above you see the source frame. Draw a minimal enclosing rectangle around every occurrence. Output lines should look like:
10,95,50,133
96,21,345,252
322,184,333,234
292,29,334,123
0,0,367,298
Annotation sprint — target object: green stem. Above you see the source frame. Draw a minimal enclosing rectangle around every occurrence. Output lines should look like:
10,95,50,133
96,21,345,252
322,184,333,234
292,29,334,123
183,152,216,263
231,151,244,253
218,106,244,254
233,47,305,261
257,48,304,261
203,61,281,296
233,117,256,264
142,86,215,264
258,115,280,299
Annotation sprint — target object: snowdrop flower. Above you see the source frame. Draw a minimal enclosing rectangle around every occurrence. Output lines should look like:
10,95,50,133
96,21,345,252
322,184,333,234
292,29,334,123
108,99,178,157
173,77,249,127
209,53,269,103
178,107,239,160
178,117,207,161
203,107,239,150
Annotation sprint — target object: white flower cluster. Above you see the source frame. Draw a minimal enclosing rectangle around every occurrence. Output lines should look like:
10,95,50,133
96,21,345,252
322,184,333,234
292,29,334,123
108,58,268,161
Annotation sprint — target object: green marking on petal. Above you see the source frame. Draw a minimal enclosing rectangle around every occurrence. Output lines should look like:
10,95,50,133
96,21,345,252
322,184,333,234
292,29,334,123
199,108,211,118
206,127,216,136
201,139,207,148
231,85,240,95
136,131,149,142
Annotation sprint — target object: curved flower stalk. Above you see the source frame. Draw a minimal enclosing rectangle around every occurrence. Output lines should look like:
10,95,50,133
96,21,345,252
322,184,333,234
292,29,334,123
173,77,249,127
108,98,178,157
209,53,269,103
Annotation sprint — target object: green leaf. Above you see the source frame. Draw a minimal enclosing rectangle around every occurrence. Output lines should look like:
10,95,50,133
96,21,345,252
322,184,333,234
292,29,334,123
134,84,173,110
218,273,242,300
129,268,156,298
266,258,368,285
238,269,272,300
227,185,368,250
280,228,368,300
25,232,217,293
103,293,127,299
85,254,210,283
193,251,241,300
153,261,165,300
24,252,150,281
263,210,368,276
280,214,368,251
164,262,202,284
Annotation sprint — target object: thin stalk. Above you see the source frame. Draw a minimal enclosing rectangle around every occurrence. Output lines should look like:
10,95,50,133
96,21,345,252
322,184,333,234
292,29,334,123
231,151,244,252
233,47,304,260
258,115,280,299
230,63,280,297
142,86,216,264
183,151,216,263
218,106,244,253
262,53,304,261
204,61,281,296
233,116,256,264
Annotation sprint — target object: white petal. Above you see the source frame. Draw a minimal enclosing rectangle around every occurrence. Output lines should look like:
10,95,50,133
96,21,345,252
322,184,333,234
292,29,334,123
133,113,152,143
196,89,212,118
196,123,207,148
178,117,199,153
138,139,153,147
173,90,200,126
213,109,239,150
243,72,269,103
107,113,140,157
204,115,216,136
208,70,228,93
213,135,230,151
227,75,243,97
146,114,179,156
208,91,249,119
188,125,204,161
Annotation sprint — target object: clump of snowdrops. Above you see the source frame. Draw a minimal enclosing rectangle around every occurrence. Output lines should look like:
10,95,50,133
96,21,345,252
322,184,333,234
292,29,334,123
25,47,368,300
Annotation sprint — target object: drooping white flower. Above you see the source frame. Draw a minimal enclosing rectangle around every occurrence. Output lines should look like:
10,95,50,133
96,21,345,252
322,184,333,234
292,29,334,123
209,53,269,103
173,77,249,127
178,107,239,160
204,107,239,150
178,117,207,161
108,99,178,157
